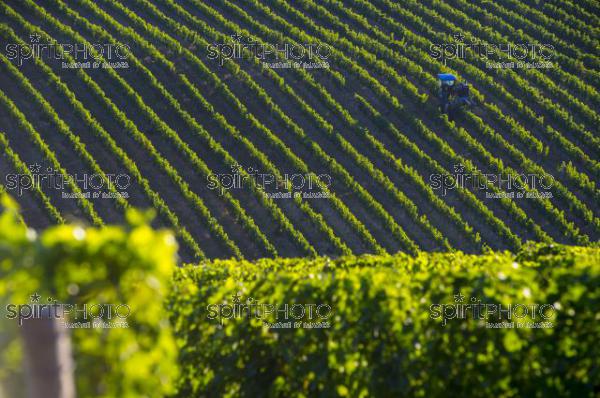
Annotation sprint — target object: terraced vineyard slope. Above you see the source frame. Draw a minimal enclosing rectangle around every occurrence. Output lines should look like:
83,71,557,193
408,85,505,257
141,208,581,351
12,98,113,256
0,0,597,261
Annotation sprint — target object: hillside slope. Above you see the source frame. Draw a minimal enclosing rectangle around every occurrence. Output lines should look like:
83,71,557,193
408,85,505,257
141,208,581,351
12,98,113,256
0,0,598,261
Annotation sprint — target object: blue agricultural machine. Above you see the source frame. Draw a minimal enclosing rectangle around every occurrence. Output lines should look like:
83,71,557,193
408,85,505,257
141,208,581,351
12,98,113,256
437,73,474,120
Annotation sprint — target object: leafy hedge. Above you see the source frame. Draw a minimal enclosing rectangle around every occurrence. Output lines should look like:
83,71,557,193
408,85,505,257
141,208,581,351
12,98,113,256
169,244,600,397
0,196,178,397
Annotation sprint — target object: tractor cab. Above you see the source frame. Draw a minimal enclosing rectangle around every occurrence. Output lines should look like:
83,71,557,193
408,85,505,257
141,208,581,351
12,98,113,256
438,73,456,91
437,73,474,119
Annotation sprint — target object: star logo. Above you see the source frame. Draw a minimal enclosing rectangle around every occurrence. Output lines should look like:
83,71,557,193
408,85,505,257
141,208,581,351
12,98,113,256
230,33,243,42
30,33,41,43
454,292,465,303
230,163,242,174
231,292,241,304
30,292,41,303
453,163,465,173
29,163,41,173
452,32,465,42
